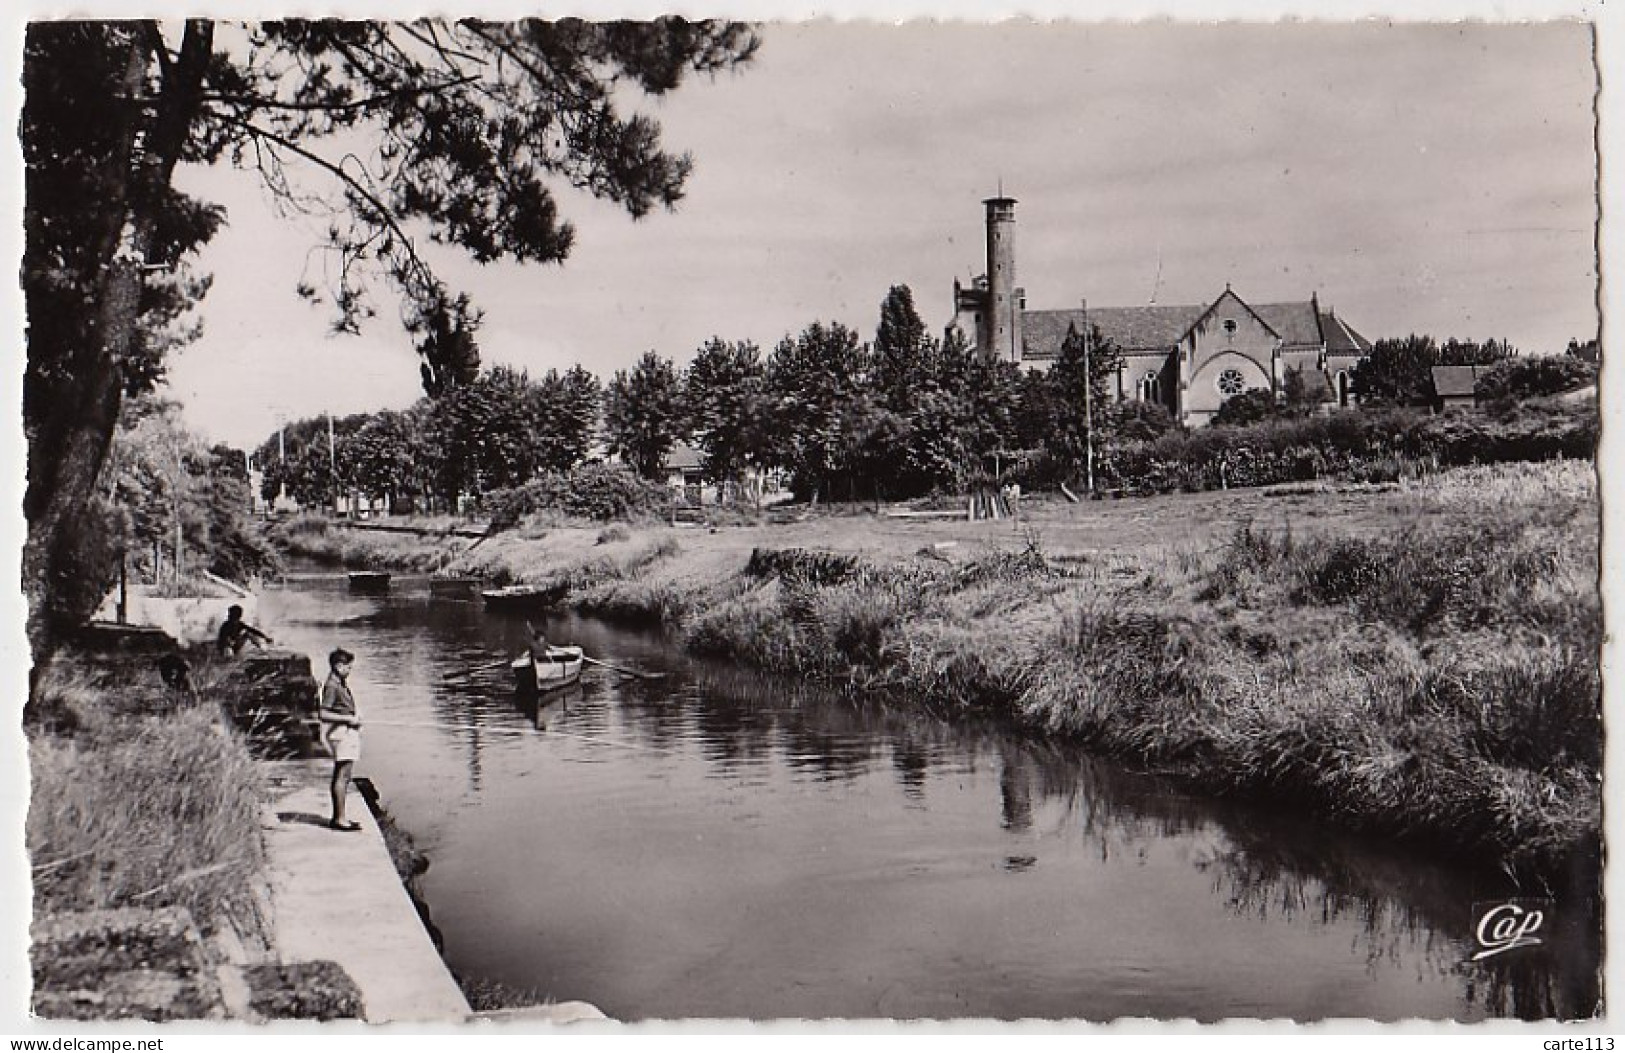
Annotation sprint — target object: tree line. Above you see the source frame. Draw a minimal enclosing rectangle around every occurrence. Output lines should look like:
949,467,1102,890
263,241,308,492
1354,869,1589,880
259,283,1600,513
255,285,1143,509
256,284,1601,514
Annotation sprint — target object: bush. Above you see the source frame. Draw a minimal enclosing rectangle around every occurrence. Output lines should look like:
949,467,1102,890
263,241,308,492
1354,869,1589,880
1476,356,1597,402
1405,399,1596,466
745,547,863,587
487,464,673,530
1210,388,1280,427
1091,400,1593,497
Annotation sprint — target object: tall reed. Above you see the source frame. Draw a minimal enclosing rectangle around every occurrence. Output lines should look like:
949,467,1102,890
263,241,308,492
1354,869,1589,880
28,702,265,934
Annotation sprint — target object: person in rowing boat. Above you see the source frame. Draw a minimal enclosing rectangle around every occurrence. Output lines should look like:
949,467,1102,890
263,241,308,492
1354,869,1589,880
319,648,364,832
217,604,273,656
526,621,552,664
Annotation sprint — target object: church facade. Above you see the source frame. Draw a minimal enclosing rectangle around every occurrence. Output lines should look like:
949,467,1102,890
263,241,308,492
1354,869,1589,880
950,197,1374,427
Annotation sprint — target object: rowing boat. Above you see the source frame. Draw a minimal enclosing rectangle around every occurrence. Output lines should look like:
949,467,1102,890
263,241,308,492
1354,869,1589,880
511,645,585,694
481,582,569,612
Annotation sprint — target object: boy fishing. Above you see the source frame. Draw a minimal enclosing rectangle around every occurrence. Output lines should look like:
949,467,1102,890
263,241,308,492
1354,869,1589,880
319,648,363,832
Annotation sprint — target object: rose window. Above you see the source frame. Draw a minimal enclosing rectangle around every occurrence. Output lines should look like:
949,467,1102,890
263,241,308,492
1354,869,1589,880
1217,368,1247,397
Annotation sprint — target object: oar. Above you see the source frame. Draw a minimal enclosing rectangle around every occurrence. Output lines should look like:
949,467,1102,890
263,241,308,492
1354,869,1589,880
366,719,667,754
442,656,515,680
580,654,666,681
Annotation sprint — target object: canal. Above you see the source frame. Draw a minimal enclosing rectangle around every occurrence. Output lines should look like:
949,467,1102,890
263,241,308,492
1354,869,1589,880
260,572,1599,1022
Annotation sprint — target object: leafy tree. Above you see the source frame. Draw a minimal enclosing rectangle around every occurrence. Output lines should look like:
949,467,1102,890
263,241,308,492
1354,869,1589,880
428,366,546,498
683,338,767,499
254,412,366,509
1100,399,1177,445
344,408,434,511
199,445,280,583
103,399,205,586
1438,337,1517,366
1351,334,1438,407
954,336,1023,477
836,394,904,503
871,285,936,416
1012,368,1061,452
605,351,685,479
896,329,1022,494
22,17,758,653
530,366,602,474
1211,388,1281,428
1281,364,1332,416
765,321,871,501
103,398,276,590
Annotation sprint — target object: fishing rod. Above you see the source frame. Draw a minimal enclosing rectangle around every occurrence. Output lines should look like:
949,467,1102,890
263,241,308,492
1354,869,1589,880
365,718,669,755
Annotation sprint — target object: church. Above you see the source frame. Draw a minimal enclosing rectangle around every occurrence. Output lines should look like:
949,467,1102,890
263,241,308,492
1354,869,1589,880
950,197,1374,427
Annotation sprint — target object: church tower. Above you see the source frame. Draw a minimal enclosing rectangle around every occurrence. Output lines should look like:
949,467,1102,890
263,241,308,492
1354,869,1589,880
982,196,1022,363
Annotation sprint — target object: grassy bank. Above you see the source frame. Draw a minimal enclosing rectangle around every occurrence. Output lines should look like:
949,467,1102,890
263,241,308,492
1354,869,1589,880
285,460,1600,883
27,657,268,937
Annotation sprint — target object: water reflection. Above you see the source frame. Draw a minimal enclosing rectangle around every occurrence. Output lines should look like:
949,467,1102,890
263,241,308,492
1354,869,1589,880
260,575,1600,1020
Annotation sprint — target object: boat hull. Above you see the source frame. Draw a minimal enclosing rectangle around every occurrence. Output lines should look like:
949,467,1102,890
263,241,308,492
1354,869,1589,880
481,583,569,612
348,571,391,591
512,646,585,694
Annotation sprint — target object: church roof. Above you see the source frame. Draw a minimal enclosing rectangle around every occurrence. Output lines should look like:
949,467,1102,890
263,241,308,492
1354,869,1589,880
1253,302,1323,347
1023,305,1204,359
1019,294,1371,362
1321,312,1374,354
1431,365,1480,398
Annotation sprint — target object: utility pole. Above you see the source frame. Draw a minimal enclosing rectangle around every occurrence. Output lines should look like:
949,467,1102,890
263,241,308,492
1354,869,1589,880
327,411,339,516
273,407,288,514
1082,299,1095,497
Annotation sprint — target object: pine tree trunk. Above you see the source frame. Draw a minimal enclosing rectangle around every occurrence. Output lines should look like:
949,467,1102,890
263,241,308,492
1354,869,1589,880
23,28,151,656
24,21,214,659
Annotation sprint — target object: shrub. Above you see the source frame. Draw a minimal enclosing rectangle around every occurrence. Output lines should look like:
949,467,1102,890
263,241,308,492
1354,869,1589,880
487,464,673,529
744,547,863,587
1476,356,1597,402
1405,399,1596,466
1091,400,1593,497
1210,388,1281,427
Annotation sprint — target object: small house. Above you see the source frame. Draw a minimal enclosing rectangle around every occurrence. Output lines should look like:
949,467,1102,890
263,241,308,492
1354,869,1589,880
664,443,706,505
1430,365,1482,412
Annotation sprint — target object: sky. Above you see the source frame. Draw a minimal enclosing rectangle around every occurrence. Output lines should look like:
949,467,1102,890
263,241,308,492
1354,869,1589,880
157,18,1600,450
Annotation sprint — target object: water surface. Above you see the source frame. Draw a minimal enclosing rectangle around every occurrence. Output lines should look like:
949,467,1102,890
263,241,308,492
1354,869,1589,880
260,574,1598,1021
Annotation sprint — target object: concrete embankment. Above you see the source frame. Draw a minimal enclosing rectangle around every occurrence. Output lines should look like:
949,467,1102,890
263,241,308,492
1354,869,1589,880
259,759,608,1024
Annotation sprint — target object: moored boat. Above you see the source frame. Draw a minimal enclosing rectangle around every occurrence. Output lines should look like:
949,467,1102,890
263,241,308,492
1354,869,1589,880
481,582,569,611
348,571,391,591
512,646,585,694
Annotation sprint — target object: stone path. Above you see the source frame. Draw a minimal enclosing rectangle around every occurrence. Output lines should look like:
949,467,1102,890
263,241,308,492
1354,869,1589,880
259,761,473,1023
258,760,606,1026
